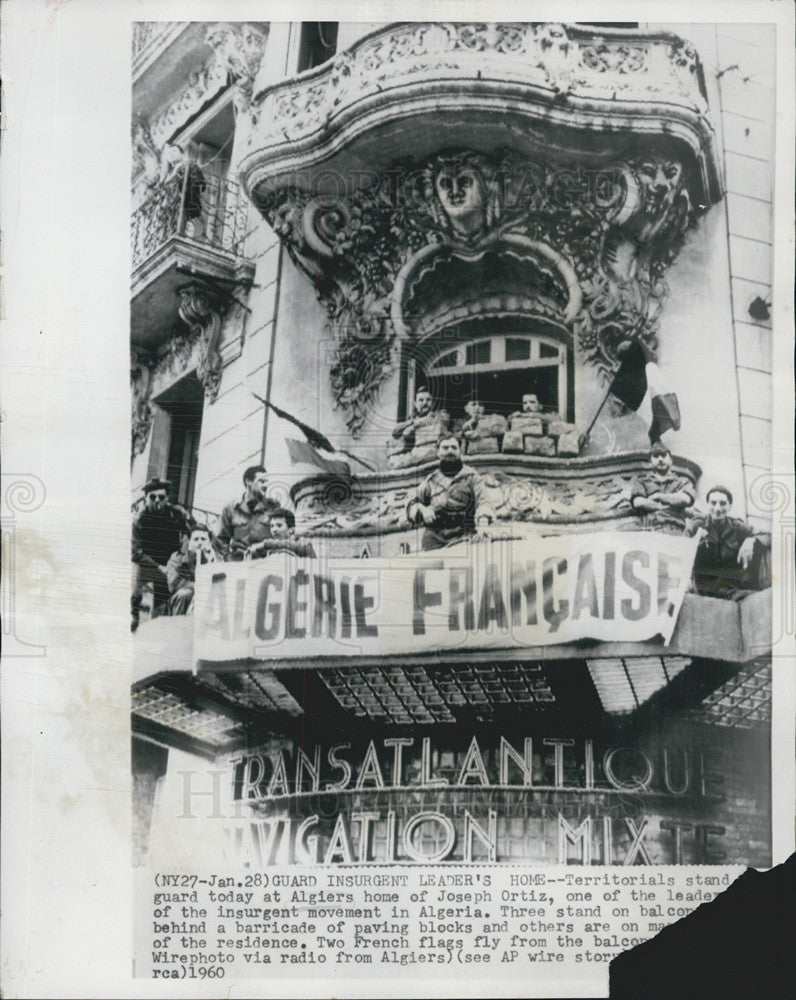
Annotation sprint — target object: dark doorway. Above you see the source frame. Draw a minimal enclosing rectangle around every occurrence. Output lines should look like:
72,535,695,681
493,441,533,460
155,372,204,509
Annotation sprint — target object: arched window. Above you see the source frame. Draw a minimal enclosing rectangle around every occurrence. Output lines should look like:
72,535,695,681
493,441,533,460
411,333,571,423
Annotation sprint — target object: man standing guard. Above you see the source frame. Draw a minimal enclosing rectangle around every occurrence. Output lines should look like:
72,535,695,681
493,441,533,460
388,386,451,467
216,464,281,560
630,442,695,533
687,486,771,597
131,478,193,630
406,435,495,550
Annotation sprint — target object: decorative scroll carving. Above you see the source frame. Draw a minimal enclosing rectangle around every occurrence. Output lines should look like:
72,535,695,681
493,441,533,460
575,150,692,372
291,454,701,537
158,325,199,381
177,283,224,403
146,23,267,148
260,144,694,431
150,62,228,148
245,22,708,152
205,22,268,111
131,353,155,459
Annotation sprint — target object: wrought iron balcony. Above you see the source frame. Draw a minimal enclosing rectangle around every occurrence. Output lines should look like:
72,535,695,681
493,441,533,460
131,170,248,273
130,169,254,350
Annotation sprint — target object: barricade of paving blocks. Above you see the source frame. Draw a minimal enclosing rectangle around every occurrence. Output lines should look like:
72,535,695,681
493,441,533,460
502,414,580,457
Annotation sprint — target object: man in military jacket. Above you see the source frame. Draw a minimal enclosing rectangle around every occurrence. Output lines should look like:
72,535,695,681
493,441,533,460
630,443,695,533
406,435,495,550
216,464,281,560
131,478,194,628
687,485,771,597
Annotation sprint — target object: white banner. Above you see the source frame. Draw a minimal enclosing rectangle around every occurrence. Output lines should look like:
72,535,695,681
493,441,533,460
193,533,698,665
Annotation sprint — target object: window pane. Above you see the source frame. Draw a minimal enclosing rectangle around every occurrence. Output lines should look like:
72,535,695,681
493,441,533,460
465,340,490,365
505,338,531,361
539,342,559,359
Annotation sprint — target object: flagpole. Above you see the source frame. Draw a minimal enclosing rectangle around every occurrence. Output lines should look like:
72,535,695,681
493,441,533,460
251,392,376,472
578,383,614,450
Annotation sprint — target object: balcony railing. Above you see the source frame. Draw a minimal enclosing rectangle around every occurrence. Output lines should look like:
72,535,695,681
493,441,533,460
131,169,249,274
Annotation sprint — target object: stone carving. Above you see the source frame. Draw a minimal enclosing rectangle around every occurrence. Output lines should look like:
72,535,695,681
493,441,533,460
147,23,266,148
245,23,708,151
533,23,579,95
575,149,692,373
177,283,224,402
131,353,155,459
150,62,228,148
261,145,694,431
159,325,198,380
205,22,268,111
423,152,498,241
131,118,160,186
291,455,701,536
580,42,647,75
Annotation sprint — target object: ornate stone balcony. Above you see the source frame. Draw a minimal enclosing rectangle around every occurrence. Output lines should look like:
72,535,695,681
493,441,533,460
290,450,701,552
236,23,725,439
239,22,719,200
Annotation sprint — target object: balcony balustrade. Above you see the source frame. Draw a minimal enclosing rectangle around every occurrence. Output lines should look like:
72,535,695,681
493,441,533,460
131,170,254,351
131,170,248,274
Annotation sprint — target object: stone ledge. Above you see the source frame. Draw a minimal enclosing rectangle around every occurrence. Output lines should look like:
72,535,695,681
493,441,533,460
289,450,702,536
239,22,722,207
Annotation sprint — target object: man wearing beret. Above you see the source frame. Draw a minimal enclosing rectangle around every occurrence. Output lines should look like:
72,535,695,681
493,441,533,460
131,478,194,630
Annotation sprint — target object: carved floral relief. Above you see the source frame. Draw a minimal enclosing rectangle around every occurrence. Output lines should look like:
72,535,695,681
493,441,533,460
259,146,694,434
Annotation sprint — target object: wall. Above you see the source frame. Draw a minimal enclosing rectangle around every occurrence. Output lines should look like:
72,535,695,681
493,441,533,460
648,22,775,524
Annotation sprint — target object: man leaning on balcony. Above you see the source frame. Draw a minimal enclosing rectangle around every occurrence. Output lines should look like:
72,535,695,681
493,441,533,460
630,442,695,534
216,464,281,560
686,486,771,598
406,434,495,551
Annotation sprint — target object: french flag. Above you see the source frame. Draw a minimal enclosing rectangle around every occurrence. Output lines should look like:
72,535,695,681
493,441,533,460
609,341,681,443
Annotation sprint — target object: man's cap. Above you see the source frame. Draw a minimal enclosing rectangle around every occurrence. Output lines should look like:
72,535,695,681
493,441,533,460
650,442,671,456
143,478,172,494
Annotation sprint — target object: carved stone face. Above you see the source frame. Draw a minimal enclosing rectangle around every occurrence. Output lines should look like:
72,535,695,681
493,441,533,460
650,449,672,474
435,165,485,236
522,394,541,413
414,390,433,417
637,157,683,221
465,400,484,420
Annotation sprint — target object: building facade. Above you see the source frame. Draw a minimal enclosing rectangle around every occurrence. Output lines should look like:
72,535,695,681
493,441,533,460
131,21,774,869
